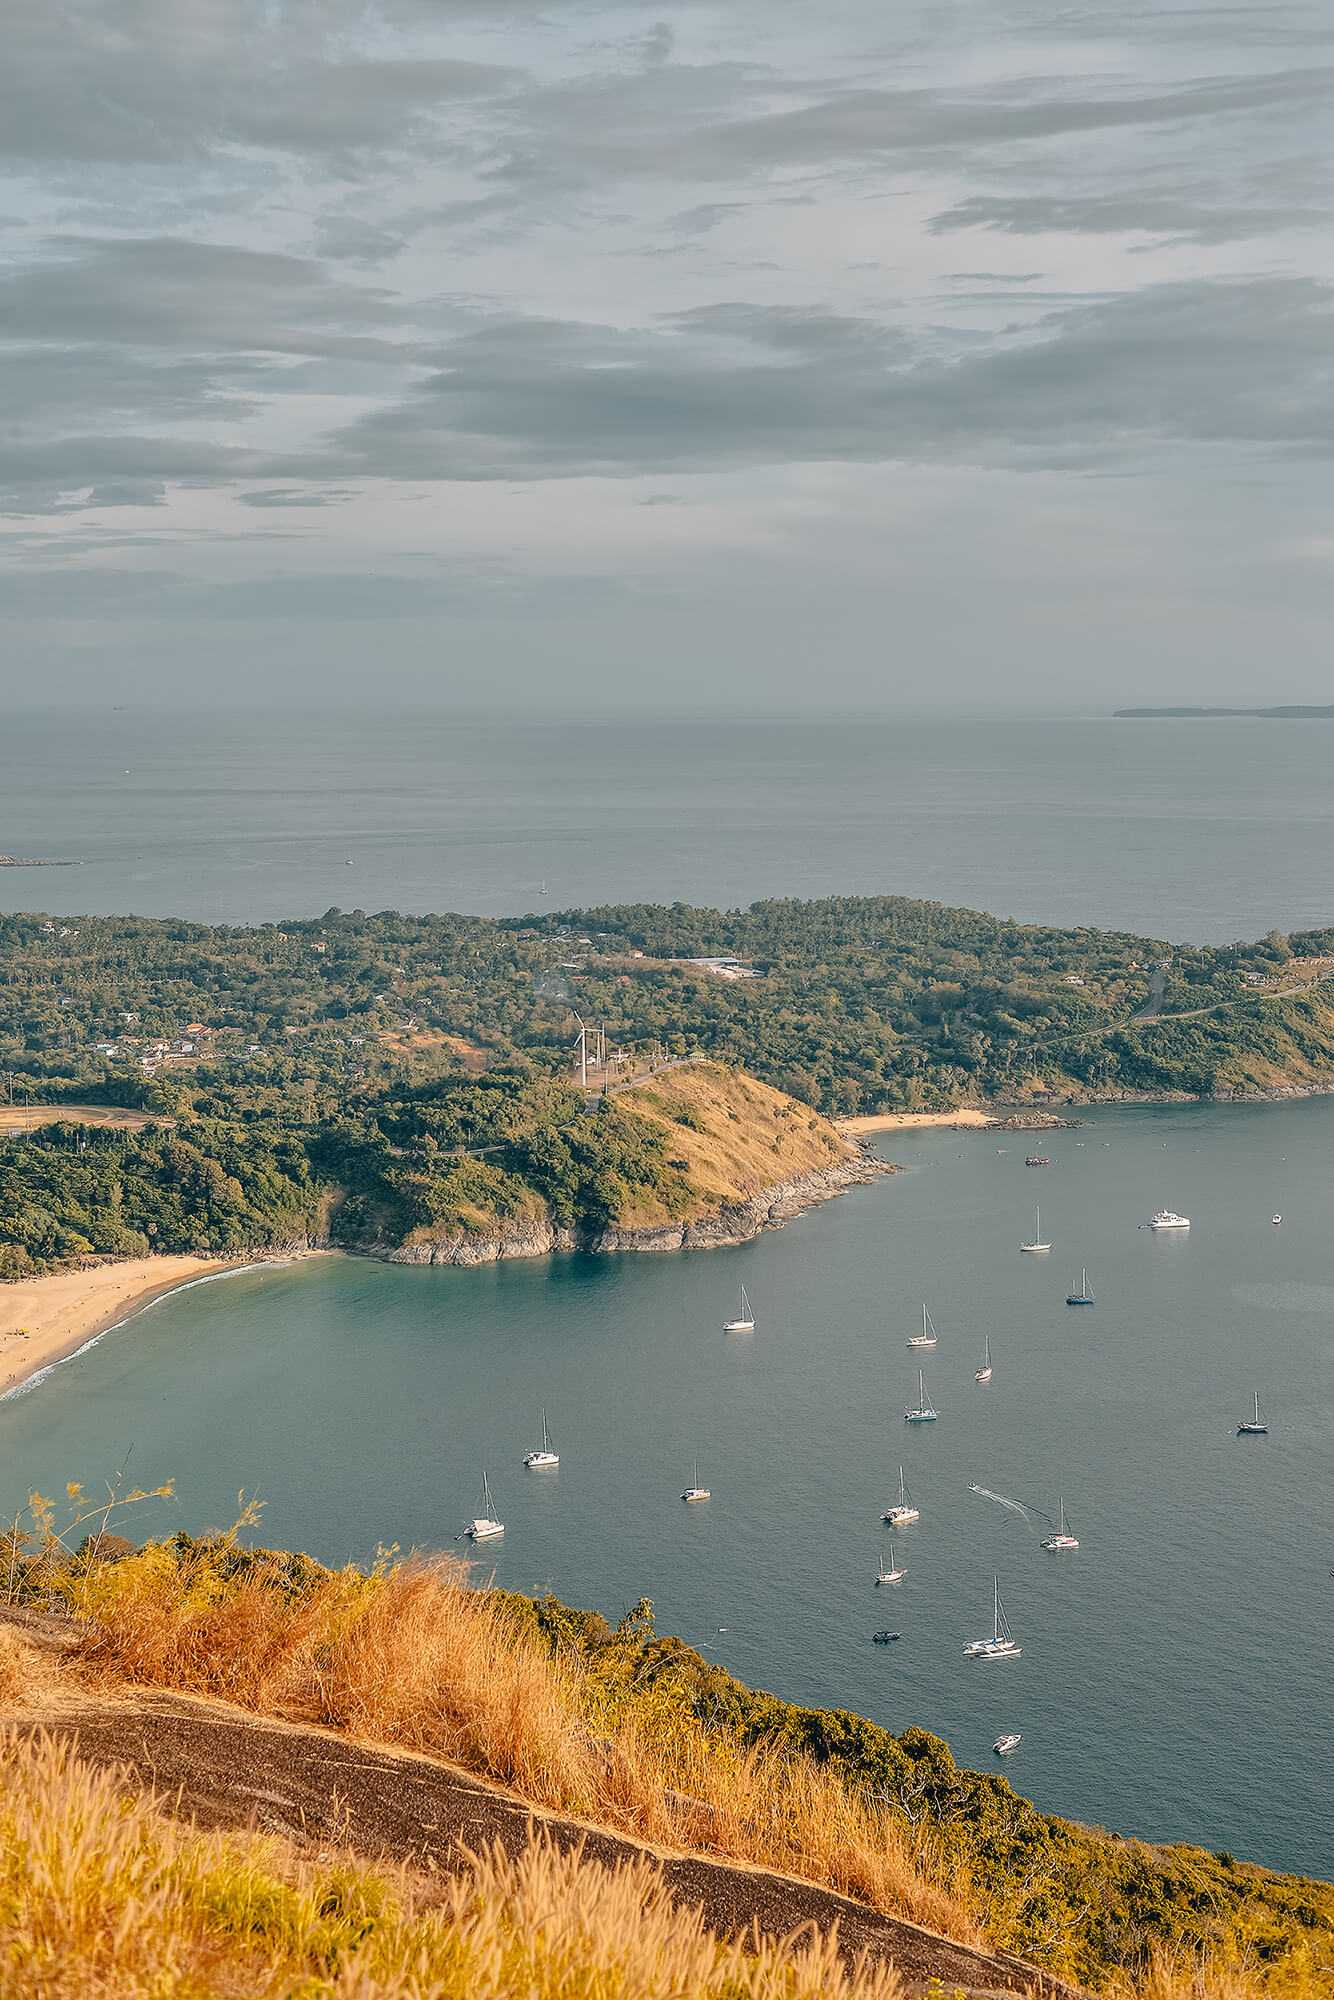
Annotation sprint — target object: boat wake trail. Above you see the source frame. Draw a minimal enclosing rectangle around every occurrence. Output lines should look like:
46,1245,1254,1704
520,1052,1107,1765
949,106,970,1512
967,1483,1052,1527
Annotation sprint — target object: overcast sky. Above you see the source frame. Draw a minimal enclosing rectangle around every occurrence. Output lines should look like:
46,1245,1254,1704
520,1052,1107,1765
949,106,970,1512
1,0,1331,708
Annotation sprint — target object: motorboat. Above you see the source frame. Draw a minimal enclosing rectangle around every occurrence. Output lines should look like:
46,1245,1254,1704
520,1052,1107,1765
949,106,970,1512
682,1458,711,1501
907,1303,938,1348
1272,1214,1282,1225
964,1576,1021,1659
1040,1499,1079,1551
1237,1392,1268,1436
975,1334,993,1383
876,1542,906,1584
904,1369,938,1422
884,1466,919,1525
523,1408,559,1469
468,1472,504,1540
1148,1210,1190,1230
1025,1155,1049,1167
1020,1205,1051,1252
723,1284,755,1332
1066,1267,1094,1305
993,1733,1022,1756
872,1629,900,1644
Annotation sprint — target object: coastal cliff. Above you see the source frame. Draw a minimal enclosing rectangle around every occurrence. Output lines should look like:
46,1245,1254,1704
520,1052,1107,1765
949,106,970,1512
366,1065,896,1266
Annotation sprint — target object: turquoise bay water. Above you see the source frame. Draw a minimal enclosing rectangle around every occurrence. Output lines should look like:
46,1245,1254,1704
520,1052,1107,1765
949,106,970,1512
3,1098,1331,1877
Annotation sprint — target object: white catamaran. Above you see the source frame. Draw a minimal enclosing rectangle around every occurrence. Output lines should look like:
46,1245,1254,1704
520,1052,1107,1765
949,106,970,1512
1040,1499,1078,1551
964,1576,1021,1659
904,1370,938,1423
682,1459,711,1501
907,1303,937,1348
523,1409,559,1469
723,1284,755,1332
468,1472,504,1540
1020,1207,1051,1252
884,1466,919,1525
975,1335,993,1383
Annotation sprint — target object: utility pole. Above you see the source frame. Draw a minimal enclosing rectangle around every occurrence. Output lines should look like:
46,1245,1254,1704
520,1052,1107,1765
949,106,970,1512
573,1013,587,1088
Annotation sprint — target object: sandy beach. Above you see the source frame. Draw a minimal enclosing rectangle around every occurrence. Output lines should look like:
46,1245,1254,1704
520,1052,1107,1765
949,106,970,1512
837,1108,996,1134
0,1254,312,1397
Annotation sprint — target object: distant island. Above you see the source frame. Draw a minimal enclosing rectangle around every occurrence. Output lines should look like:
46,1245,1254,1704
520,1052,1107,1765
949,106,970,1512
1115,705,1334,718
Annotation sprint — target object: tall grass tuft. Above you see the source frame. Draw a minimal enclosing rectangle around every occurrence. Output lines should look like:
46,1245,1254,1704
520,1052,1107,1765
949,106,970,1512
0,1725,906,2000
78,1545,980,1947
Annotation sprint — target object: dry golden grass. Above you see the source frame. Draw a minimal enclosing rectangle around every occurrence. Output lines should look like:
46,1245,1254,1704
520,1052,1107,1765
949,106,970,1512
617,1064,847,1224
75,1552,978,1949
0,1726,906,2000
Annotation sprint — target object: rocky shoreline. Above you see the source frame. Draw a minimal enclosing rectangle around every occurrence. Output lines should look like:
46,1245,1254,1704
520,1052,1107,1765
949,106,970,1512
367,1153,899,1268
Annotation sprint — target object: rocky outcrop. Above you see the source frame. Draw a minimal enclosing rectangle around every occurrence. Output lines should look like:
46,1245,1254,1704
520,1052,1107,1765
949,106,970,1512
363,1154,898,1267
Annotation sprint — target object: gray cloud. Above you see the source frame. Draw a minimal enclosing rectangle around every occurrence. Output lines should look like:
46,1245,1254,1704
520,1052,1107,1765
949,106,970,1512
931,188,1328,245
329,278,1334,478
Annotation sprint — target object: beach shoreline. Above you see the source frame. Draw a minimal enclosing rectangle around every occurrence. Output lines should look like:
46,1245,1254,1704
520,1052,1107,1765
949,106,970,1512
0,1251,329,1399
837,1109,997,1133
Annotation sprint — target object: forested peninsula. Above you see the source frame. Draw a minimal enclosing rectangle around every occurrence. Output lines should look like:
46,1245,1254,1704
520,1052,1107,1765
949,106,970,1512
4,895,1334,1276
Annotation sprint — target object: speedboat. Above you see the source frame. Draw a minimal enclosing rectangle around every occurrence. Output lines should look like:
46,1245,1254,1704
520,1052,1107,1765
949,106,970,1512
1040,1499,1079,1551
468,1471,504,1540
1025,1155,1049,1167
883,1466,919,1525
682,1458,711,1501
1272,1214,1282,1225
523,1408,559,1469
964,1577,1021,1659
872,1629,900,1644
993,1733,1022,1756
1148,1210,1190,1230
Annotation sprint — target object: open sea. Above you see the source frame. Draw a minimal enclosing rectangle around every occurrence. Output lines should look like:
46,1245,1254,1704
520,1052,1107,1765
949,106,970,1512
1,706,1332,1879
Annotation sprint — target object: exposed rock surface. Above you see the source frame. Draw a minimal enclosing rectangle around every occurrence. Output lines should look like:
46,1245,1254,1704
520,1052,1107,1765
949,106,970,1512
368,1154,897,1267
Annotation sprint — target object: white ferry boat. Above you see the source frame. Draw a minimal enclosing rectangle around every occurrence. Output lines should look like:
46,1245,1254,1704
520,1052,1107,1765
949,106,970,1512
1148,1210,1190,1230
468,1472,504,1540
884,1466,919,1525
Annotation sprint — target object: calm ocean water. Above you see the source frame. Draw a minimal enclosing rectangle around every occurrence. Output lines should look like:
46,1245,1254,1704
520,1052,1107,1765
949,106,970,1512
3,705,1334,940
3,1099,1332,1877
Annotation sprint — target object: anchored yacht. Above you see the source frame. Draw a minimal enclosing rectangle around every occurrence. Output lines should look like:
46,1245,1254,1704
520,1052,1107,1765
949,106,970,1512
682,1459,711,1501
884,1466,919,1525
907,1303,938,1348
904,1370,938,1422
1237,1392,1268,1436
1148,1210,1190,1230
1020,1206,1051,1252
975,1335,993,1383
523,1409,559,1469
723,1284,755,1332
1040,1499,1079,1551
876,1543,906,1584
468,1472,504,1540
964,1576,1021,1659
1066,1267,1095,1305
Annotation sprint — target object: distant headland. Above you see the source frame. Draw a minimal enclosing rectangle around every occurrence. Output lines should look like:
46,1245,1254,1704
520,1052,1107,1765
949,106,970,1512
1114,705,1334,718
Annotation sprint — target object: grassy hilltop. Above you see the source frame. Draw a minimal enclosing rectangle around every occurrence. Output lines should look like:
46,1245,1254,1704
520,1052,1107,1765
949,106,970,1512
1,1515,1330,1999
4,896,1334,1273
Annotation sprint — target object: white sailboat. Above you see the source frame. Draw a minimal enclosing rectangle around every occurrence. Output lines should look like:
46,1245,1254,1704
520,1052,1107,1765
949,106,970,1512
468,1472,504,1540
523,1408,559,1468
1040,1499,1078,1551
1020,1206,1051,1252
883,1466,919,1525
904,1370,937,1423
682,1458,711,1501
1237,1391,1268,1436
877,1542,906,1584
907,1302,937,1348
723,1284,755,1332
964,1576,1021,1658
975,1335,993,1384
